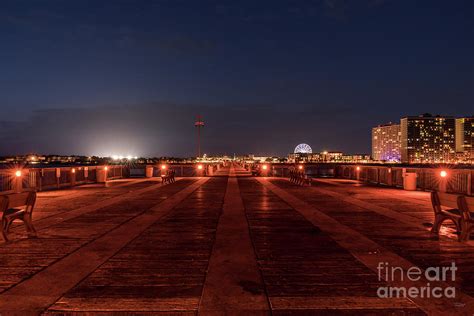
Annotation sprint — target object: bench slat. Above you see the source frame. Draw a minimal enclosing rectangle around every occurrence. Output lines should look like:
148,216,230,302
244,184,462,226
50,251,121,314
437,192,458,209
7,192,31,208
462,196,474,212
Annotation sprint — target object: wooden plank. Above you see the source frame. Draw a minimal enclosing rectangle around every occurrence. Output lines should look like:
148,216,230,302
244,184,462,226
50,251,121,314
200,167,269,313
270,296,418,310
48,177,228,314
0,178,209,313
258,178,474,314
48,297,200,312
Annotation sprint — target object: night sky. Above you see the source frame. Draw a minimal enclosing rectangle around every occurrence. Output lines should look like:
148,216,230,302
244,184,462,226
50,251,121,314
1,0,472,157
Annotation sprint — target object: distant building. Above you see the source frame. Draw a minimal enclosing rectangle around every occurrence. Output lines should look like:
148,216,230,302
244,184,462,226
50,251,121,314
371,123,401,162
287,151,370,163
340,154,371,163
456,117,474,162
400,114,456,163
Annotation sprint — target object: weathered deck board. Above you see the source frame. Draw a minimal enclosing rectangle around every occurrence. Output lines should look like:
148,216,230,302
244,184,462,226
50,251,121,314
46,177,227,314
2,171,474,314
270,179,474,299
238,178,422,314
0,179,196,296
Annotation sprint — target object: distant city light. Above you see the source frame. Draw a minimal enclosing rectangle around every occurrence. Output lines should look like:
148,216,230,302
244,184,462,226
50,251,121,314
440,170,447,178
112,154,136,160
15,170,22,177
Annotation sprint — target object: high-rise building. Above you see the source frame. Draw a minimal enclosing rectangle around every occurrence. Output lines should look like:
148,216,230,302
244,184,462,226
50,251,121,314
372,123,401,162
456,117,474,162
400,114,456,163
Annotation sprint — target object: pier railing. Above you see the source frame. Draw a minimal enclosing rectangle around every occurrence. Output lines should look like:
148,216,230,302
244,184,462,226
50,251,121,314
2,162,471,196
267,163,473,196
0,163,219,193
333,165,473,196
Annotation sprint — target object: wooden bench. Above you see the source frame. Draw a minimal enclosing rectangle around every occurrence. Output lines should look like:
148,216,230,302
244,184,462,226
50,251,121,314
431,191,474,242
161,170,175,185
289,169,311,186
1,191,37,242
457,195,474,242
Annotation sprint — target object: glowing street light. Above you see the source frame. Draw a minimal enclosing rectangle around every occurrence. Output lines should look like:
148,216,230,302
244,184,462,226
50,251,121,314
104,166,108,171
71,168,76,174
356,166,361,171
262,165,268,170
440,170,448,178
197,164,203,170
161,165,167,170
15,170,22,177
298,165,303,170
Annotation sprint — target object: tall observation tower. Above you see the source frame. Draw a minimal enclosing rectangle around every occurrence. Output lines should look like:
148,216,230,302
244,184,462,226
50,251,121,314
194,115,205,158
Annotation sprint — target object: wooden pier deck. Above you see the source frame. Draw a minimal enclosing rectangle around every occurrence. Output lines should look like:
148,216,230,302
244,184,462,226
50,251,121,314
0,165,473,315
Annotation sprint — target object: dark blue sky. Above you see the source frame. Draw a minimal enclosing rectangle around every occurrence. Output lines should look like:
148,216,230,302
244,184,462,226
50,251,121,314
1,0,473,157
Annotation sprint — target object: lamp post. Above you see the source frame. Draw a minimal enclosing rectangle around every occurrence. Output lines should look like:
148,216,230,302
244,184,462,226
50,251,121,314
14,169,23,192
197,164,204,177
261,164,269,177
97,166,108,183
71,168,76,186
439,170,448,192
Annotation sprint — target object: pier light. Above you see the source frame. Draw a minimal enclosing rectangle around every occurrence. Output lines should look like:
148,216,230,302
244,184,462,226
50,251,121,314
104,166,108,171
356,166,360,171
298,165,303,170
197,164,203,170
262,164,268,170
15,170,22,177
440,170,447,178
388,168,392,173
161,165,167,170
71,168,76,174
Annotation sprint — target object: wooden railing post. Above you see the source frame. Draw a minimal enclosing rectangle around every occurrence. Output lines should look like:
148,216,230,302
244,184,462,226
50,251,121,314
38,169,43,191
56,168,61,189
467,172,472,196
71,168,76,187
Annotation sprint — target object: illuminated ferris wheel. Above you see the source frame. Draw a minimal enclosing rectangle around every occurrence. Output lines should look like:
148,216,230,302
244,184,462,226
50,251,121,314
294,143,312,154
